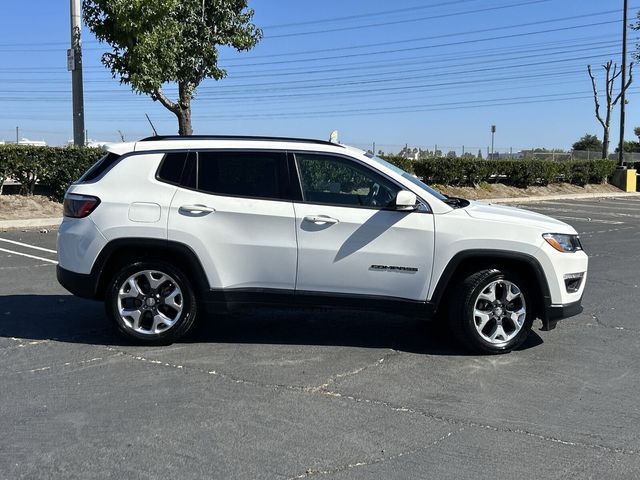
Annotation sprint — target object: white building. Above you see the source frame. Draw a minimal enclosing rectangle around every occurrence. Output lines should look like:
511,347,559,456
16,138,47,146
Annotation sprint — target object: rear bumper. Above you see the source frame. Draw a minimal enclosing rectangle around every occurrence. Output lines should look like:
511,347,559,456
57,265,99,300
541,297,583,331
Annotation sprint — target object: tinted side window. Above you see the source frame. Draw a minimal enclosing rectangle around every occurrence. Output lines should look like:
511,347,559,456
78,152,121,183
296,154,400,208
197,151,285,200
157,152,188,184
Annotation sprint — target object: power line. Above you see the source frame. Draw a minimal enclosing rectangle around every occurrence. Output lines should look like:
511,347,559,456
0,6,630,56
0,50,615,98
262,0,483,29
0,40,619,86
263,0,553,39
0,34,619,77
211,9,636,64
190,89,640,120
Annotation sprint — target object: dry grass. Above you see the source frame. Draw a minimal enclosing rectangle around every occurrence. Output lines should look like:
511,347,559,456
0,195,63,220
434,182,622,200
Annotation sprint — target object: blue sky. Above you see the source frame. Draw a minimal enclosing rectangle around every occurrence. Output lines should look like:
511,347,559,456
0,0,637,153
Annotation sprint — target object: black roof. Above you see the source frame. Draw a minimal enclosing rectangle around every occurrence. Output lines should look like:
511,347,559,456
138,135,343,147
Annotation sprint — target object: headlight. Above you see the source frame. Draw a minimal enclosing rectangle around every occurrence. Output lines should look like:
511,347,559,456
543,233,583,253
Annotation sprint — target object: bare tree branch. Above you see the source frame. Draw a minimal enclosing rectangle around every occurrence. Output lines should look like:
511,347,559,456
604,61,613,109
611,63,622,82
588,65,606,129
588,59,632,159
613,62,634,105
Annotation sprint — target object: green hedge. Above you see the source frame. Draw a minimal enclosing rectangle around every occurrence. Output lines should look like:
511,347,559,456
0,145,103,200
0,147,620,201
403,157,616,188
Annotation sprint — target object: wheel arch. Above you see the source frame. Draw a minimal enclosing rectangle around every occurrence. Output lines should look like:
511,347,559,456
92,238,210,300
430,250,551,322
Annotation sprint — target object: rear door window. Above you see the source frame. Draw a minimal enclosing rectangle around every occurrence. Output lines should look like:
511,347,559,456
157,152,188,185
195,151,287,200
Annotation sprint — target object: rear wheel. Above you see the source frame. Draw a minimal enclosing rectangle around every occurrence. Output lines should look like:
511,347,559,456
105,261,197,344
448,269,533,354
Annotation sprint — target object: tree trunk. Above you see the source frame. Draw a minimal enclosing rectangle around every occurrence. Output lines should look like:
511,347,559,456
175,81,193,136
602,127,609,159
175,106,192,136
151,85,193,136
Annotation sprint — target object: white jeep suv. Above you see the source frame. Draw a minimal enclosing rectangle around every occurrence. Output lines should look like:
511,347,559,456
57,135,588,353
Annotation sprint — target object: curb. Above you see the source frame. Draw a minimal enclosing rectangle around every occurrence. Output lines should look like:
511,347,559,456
0,217,62,230
1,192,639,228
480,191,640,204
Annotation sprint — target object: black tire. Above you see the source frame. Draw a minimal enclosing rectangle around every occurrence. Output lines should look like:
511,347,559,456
448,269,533,354
105,261,198,345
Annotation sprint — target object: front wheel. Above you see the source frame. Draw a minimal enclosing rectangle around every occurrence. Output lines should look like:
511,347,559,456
105,261,198,345
448,269,533,354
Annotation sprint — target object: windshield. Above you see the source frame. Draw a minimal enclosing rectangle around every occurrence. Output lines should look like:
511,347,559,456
364,152,448,201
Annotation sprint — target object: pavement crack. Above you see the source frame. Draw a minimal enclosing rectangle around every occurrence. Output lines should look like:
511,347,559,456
305,350,400,393
103,346,310,392
0,337,50,350
287,428,463,479
102,348,640,459
15,356,107,374
585,313,631,332
315,389,640,457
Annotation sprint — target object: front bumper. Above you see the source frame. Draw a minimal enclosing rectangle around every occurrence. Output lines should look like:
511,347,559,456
541,297,583,331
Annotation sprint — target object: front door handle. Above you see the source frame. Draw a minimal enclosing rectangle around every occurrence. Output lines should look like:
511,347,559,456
179,204,216,215
303,215,339,225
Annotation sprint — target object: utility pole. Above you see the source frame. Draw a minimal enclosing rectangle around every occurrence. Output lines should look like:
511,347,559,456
15,126,19,144
619,0,629,167
69,0,85,146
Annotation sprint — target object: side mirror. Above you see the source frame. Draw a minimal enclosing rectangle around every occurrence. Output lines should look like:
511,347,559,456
395,190,418,211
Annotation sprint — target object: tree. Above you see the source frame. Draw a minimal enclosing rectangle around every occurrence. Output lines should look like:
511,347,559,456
616,141,640,153
572,134,603,152
587,61,633,159
477,149,483,160
83,0,262,135
634,126,640,140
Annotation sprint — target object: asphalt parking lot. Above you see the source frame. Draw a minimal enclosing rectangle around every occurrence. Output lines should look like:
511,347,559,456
1,196,639,479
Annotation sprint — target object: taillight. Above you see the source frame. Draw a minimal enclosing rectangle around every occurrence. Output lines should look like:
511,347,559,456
63,194,101,218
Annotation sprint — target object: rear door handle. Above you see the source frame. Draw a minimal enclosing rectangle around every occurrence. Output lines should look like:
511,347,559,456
179,204,216,215
303,215,339,225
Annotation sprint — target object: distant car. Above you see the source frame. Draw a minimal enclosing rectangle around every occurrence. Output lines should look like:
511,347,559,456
57,135,587,353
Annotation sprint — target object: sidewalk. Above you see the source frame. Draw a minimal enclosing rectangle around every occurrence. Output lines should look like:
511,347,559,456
0,217,62,230
481,190,640,204
2,191,640,230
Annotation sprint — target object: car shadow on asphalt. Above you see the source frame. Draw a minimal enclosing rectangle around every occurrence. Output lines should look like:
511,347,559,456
0,295,543,355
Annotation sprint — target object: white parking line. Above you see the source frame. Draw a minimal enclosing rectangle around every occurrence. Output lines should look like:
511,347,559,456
521,208,625,224
542,201,639,212
0,247,58,264
0,237,57,254
553,216,624,225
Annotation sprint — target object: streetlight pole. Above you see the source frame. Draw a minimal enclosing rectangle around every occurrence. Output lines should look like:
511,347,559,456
490,125,496,159
69,0,85,146
619,0,629,167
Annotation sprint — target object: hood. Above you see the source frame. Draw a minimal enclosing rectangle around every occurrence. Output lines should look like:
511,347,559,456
464,201,577,234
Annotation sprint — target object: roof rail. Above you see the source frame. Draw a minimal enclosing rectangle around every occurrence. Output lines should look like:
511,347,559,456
138,135,344,147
